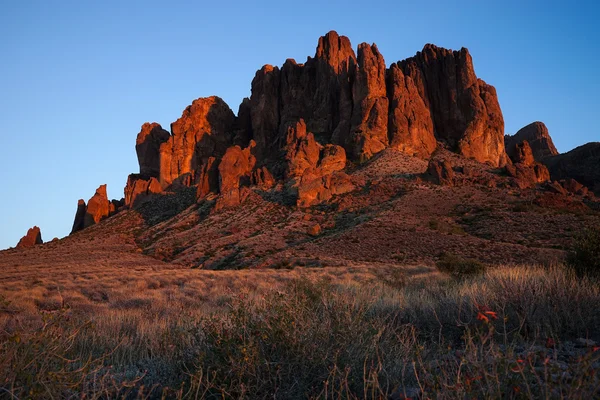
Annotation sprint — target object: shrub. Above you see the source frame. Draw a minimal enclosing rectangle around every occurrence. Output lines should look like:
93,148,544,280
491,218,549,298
436,253,486,279
567,227,600,277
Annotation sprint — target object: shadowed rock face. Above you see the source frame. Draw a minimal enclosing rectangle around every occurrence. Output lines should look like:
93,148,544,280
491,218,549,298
398,45,506,166
16,226,43,248
136,123,170,178
544,142,600,194
506,122,558,162
71,199,87,234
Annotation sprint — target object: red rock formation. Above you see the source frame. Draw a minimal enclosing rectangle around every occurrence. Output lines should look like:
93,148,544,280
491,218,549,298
349,43,389,161
124,175,162,207
284,119,321,178
505,163,550,189
16,226,43,248
85,185,111,227
136,122,170,178
252,166,275,190
296,171,354,208
427,159,455,186
159,96,235,187
506,122,558,161
196,157,220,199
250,65,281,159
215,142,257,209
507,140,535,166
71,199,87,234
399,45,506,166
386,63,436,158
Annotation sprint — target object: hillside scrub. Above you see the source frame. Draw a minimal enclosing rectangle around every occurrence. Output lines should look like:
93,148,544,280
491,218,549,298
1,264,600,398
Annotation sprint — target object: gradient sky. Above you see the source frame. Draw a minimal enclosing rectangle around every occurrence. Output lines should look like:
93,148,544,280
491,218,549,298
0,0,598,249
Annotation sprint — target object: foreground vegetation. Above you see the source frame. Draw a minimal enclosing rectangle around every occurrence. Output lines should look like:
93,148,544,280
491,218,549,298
1,262,600,399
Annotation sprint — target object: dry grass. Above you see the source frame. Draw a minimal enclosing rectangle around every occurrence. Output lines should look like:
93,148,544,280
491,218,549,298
1,262,600,398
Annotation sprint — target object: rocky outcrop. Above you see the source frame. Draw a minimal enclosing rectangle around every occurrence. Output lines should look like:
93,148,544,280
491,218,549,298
349,43,388,161
71,185,121,233
71,199,87,234
505,163,550,189
560,178,588,196
136,123,170,178
124,175,162,207
544,142,600,195
215,142,257,209
386,63,436,158
507,140,535,166
504,139,551,188
85,185,111,227
159,96,235,187
398,45,506,166
427,159,455,186
16,226,43,248
284,119,321,178
506,122,558,161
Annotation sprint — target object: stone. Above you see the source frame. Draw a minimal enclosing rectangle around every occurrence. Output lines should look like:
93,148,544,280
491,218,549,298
427,159,455,186
507,140,535,166
252,166,276,190
284,119,321,178
308,223,321,236
399,44,507,166
386,63,436,158
560,178,588,196
124,175,163,207
85,185,111,227
216,141,257,209
506,122,558,161
135,122,170,178
296,171,354,208
159,96,235,187
16,226,43,248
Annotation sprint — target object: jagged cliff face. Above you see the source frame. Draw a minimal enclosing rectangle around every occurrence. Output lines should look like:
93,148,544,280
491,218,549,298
72,31,516,232
126,31,510,206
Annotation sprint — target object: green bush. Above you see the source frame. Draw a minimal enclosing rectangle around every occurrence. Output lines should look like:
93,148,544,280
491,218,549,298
436,253,487,279
567,227,600,277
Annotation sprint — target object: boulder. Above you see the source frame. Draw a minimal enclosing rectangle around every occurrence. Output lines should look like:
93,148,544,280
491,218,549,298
124,175,163,207
506,122,558,161
559,178,588,196
16,226,43,248
427,159,455,186
507,140,535,166
296,171,354,208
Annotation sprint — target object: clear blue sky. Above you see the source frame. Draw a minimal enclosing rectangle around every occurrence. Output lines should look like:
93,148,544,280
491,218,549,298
1,0,598,249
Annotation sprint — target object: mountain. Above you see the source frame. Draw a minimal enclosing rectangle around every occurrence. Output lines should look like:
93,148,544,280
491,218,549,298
9,31,600,263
